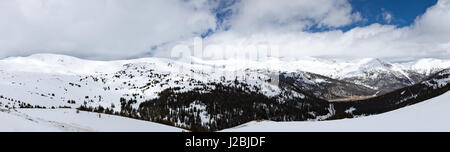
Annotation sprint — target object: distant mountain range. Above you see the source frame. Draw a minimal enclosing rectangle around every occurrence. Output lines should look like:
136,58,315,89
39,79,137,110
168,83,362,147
0,54,449,131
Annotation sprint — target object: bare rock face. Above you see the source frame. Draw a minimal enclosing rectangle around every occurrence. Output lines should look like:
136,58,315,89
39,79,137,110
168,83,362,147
279,72,378,101
342,70,425,95
276,58,441,101
278,69,434,102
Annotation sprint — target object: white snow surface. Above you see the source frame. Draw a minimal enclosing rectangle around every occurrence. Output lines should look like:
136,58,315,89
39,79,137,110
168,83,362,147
0,54,448,113
1,54,450,132
223,91,450,132
0,54,283,110
0,108,184,132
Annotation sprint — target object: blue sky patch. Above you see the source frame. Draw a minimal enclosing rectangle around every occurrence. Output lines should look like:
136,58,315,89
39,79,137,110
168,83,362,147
210,0,438,34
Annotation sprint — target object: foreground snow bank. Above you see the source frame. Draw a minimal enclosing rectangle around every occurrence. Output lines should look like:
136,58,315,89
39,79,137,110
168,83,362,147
223,92,450,132
0,109,62,132
0,109,185,132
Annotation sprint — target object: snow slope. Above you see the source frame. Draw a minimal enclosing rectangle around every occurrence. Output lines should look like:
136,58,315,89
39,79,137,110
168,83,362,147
223,91,450,132
1,54,449,131
0,108,185,132
0,54,282,110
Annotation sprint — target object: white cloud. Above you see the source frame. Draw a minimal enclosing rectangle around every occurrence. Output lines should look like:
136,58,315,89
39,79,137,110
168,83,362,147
164,0,450,60
382,11,393,23
0,0,448,60
225,0,361,33
0,0,217,59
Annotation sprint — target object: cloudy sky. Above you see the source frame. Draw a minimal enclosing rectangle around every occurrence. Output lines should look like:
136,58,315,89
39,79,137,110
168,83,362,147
0,0,448,60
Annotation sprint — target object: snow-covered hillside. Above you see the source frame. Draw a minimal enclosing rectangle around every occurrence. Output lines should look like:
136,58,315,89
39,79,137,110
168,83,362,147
0,54,449,131
0,108,184,132
223,91,450,132
0,54,448,110
0,54,282,110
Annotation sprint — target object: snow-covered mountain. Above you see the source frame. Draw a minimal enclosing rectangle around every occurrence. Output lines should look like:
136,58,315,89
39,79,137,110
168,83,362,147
0,54,282,110
195,56,450,79
0,54,449,131
197,56,450,100
224,69,450,132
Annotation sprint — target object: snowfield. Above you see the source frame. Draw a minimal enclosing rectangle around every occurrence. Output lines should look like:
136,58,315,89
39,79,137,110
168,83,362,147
223,91,450,132
1,54,450,132
0,54,447,110
0,54,283,111
0,108,185,132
